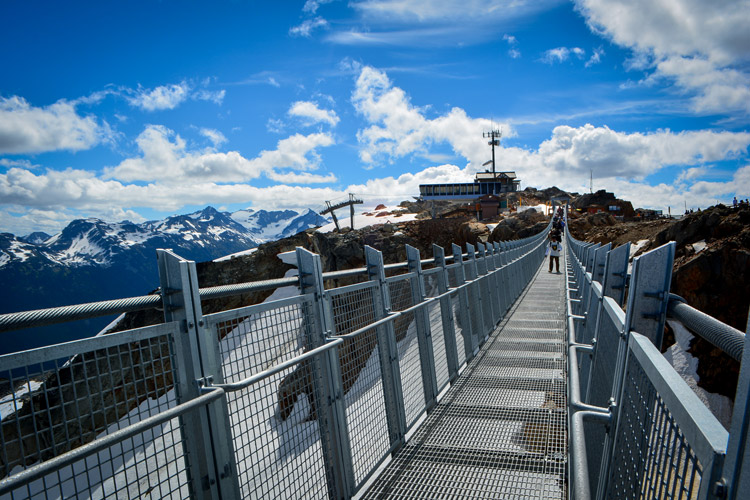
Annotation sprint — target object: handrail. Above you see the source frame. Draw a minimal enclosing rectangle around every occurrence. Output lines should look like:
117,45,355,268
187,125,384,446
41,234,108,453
667,294,745,361
207,337,345,392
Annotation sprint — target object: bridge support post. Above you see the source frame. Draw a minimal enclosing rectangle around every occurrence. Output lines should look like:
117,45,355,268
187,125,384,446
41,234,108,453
296,248,355,499
452,244,478,359
480,243,500,326
365,246,408,452
406,245,439,412
433,244,460,383
495,242,511,316
477,243,498,331
465,243,487,345
157,250,241,500
493,242,509,317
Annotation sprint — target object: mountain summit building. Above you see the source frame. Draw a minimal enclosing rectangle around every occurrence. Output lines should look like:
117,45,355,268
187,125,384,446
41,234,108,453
418,170,520,201
418,129,520,201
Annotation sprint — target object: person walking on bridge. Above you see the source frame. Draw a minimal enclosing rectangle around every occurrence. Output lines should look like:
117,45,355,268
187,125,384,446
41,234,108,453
547,237,561,273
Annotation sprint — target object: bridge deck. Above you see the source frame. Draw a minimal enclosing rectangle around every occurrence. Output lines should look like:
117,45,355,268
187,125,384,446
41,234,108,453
362,262,567,499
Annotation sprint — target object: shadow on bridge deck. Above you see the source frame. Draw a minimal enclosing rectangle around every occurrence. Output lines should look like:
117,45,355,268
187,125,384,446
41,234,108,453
362,261,568,499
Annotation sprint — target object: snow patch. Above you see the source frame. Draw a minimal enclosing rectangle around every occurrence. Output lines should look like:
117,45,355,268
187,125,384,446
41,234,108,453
664,320,734,429
316,205,418,233
0,381,43,419
692,240,707,253
213,247,258,262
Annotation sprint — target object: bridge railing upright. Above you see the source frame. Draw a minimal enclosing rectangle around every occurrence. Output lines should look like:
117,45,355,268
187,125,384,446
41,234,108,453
0,221,550,499
565,209,749,500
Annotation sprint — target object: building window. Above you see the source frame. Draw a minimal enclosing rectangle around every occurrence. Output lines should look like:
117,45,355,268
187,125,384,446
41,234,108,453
609,205,620,211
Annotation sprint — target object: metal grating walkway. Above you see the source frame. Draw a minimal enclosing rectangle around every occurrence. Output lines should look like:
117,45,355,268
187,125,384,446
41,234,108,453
362,261,567,499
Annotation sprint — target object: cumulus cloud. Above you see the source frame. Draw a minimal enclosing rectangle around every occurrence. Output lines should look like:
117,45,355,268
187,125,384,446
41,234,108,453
289,17,329,37
104,125,335,184
541,47,585,64
288,101,340,126
127,83,190,111
0,96,111,154
126,81,226,111
351,65,511,167
200,128,228,147
575,0,750,113
534,124,750,180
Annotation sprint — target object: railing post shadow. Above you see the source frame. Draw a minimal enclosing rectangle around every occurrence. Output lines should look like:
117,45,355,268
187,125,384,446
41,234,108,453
365,246,408,453
433,244,460,383
452,244,478,359
156,249,240,500
296,247,355,499
405,245,439,412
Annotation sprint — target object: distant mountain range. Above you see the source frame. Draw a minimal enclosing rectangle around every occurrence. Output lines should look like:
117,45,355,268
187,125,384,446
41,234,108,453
0,206,327,354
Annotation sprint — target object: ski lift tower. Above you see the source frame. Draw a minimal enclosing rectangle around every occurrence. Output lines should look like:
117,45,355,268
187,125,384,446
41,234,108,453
321,193,363,231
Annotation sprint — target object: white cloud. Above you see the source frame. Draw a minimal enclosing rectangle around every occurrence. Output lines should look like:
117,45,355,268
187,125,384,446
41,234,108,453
288,101,340,126
126,82,226,111
534,124,750,180
289,17,329,37
503,34,521,58
329,1,560,47
194,88,226,105
575,0,750,114
585,47,604,67
303,0,334,14
541,47,585,64
351,0,556,23
676,166,712,183
0,158,40,170
104,125,335,184
200,128,228,147
0,96,110,154
351,65,512,167
127,82,191,111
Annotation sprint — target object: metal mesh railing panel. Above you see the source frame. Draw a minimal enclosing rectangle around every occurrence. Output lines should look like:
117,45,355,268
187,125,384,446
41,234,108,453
395,312,426,428
227,364,330,499
606,351,703,500
2,413,192,500
341,328,390,486
0,324,185,498
209,298,330,498
214,297,312,383
428,301,450,391
586,314,622,407
329,284,377,337
422,273,450,390
452,295,468,367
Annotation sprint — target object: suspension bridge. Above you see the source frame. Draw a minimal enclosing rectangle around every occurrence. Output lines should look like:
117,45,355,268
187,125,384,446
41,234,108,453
0,209,747,499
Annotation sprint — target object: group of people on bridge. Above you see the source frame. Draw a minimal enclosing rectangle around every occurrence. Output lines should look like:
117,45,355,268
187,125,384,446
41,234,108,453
546,207,564,273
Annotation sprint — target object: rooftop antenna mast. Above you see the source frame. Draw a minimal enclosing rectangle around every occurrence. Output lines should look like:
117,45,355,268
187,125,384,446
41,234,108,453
590,169,593,194
483,128,502,177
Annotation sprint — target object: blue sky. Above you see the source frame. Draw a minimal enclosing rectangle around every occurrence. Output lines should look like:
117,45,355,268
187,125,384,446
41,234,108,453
1,0,749,235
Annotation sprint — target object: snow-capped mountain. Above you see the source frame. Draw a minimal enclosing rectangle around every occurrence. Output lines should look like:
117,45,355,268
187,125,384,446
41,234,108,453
0,206,327,354
1,206,327,270
231,208,328,242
